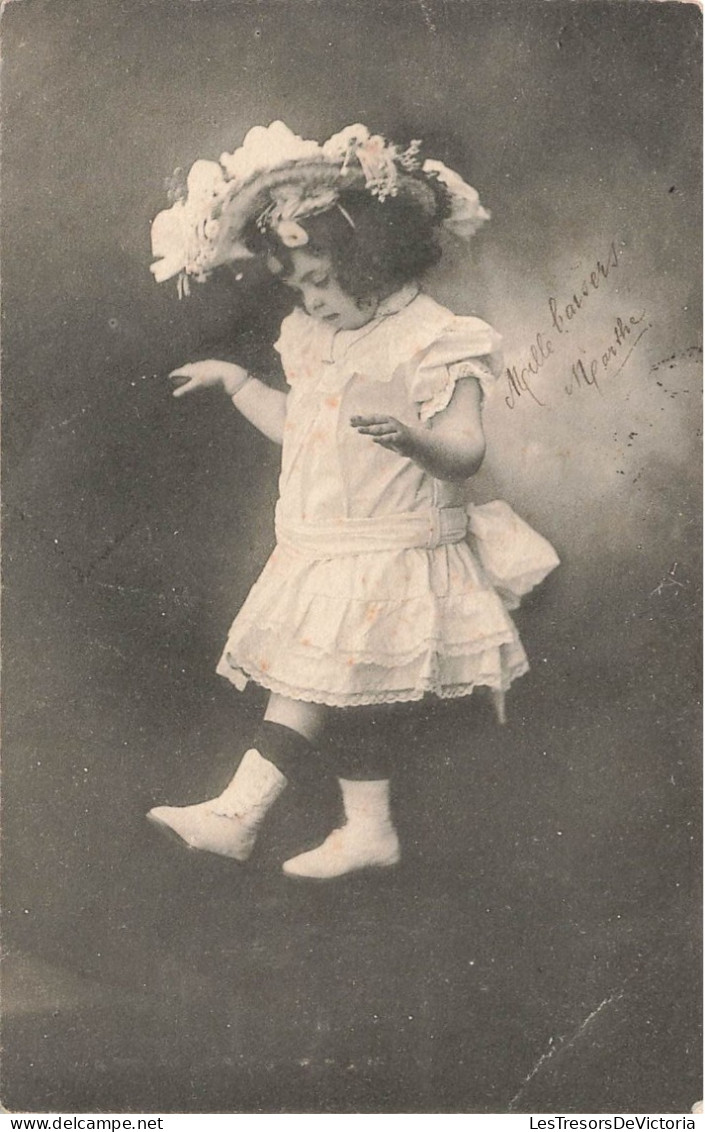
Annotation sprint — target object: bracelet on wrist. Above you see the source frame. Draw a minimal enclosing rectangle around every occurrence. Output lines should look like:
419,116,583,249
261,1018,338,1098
229,372,253,399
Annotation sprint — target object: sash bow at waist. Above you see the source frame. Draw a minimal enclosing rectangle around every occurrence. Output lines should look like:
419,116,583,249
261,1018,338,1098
275,506,468,559
275,499,560,609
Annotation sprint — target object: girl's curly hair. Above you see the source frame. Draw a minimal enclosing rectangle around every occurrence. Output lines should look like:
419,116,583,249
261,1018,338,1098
249,174,453,302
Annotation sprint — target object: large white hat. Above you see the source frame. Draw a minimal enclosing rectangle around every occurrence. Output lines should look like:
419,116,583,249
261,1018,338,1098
150,121,490,296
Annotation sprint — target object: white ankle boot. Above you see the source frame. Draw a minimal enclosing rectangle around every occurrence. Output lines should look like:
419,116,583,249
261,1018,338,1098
283,778,400,879
147,748,286,860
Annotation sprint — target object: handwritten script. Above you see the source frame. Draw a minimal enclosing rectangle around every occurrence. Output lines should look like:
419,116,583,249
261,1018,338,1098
504,240,652,409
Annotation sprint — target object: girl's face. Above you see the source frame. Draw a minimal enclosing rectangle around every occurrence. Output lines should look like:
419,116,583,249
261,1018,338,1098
278,249,378,330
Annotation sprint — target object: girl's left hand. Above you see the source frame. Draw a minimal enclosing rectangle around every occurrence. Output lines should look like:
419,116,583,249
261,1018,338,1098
170,359,249,398
350,415,416,456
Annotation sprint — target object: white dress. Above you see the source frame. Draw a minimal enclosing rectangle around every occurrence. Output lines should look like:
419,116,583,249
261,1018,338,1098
216,285,559,707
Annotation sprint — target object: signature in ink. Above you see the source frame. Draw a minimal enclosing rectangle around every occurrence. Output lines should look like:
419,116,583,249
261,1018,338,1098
504,332,552,409
565,310,650,395
504,238,622,409
549,239,620,335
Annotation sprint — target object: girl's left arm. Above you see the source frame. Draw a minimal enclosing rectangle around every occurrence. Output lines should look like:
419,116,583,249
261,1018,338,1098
170,359,287,444
351,376,486,482
230,376,287,444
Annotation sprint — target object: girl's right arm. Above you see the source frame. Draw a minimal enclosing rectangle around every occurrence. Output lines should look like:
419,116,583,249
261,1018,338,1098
170,359,287,444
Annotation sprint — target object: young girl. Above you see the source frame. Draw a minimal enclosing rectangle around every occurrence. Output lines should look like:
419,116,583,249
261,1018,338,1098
147,121,559,879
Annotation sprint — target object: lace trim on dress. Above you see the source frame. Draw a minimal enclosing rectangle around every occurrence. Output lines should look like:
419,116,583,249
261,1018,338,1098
217,656,530,707
417,357,497,423
218,661,527,701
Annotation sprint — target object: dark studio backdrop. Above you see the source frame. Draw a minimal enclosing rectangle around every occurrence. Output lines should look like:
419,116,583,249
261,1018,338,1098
1,0,701,1115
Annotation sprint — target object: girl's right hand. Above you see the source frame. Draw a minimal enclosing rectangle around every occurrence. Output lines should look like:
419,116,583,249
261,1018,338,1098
170,359,249,398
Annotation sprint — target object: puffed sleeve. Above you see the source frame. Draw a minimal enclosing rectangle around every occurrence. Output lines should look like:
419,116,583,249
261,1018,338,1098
407,316,503,423
273,308,317,387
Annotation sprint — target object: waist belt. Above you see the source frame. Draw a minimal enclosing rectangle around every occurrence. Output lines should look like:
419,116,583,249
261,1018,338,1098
275,506,468,559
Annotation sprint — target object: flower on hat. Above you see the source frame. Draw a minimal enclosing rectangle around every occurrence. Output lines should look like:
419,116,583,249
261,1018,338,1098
322,124,399,200
150,204,189,284
150,124,324,288
322,123,371,164
150,158,229,286
356,134,399,201
423,159,491,238
219,120,323,182
276,220,309,247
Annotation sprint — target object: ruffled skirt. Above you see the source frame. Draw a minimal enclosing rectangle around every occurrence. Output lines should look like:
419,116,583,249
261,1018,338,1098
216,502,558,707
